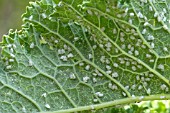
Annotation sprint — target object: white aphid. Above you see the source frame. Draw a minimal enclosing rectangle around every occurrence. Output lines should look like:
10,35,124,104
93,99,98,102
42,93,47,97
150,42,155,48
58,49,65,55
147,35,154,40
45,104,50,109
132,66,137,71
157,64,164,71
113,63,118,67
139,96,144,100
112,72,119,78
29,59,33,66
85,65,90,70
129,13,134,17
106,70,112,74
122,92,126,97
134,50,139,56
69,73,76,80
146,54,151,58
160,84,166,90
129,19,133,24
9,59,14,62
142,29,146,34
60,56,67,61
113,28,117,34
125,86,129,90
131,84,136,90
160,95,166,99
79,62,84,66
87,10,93,15
149,6,153,11
95,92,104,97
10,53,15,58
6,65,12,70
54,40,58,43
147,88,151,94
83,76,90,83
138,85,143,90
137,12,143,18
163,47,168,52
22,107,26,113
106,65,111,70
67,53,74,58
92,78,97,83
163,25,168,30
88,54,93,59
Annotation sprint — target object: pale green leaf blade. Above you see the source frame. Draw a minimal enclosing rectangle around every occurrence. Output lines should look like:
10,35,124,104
0,0,170,112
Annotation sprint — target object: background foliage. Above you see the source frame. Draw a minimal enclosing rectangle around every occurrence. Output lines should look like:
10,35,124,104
0,0,34,39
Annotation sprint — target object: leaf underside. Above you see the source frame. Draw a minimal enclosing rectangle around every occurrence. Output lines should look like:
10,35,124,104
0,0,170,112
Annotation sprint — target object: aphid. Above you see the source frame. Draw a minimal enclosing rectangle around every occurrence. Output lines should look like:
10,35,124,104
105,42,112,48
28,59,33,66
88,54,93,59
147,35,154,40
113,63,118,67
87,10,93,15
100,56,105,63
125,86,129,90
122,92,126,97
137,12,143,18
29,15,33,20
92,78,97,83
150,42,155,48
146,54,151,58
69,73,76,80
131,84,136,90
10,53,15,58
42,13,47,18
121,44,126,49
132,66,137,71
93,99,98,103
54,40,58,43
132,95,135,98
129,13,134,17
113,28,117,34
143,82,148,87
106,70,112,74
120,37,125,42
45,104,50,109
79,62,84,66
163,47,168,52
125,8,129,13
22,107,26,113
126,61,130,66
145,78,150,81
157,64,164,71
106,48,111,51
85,65,90,70
160,95,165,99
93,45,97,49
149,59,154,62
138,85,143,90
67,53,74,58
163,25,168,30
154,12,158,17
83,76,90,83
129,19,133,24
10,48,14,53
106,65,111,70
130,35,135,40
139,96,144,100
95,92,104,97
58,49,65,55
160,84,166,90
41,93,47,97
117,14,122,18
101,27,105,32
60,56,67,61
112,72,119,78
147,88,151,94
134,50,139,56
149,6,153,11
142,29,146,34
6,65,12,70
144,22,149,26
106,59,110,64
149,74,154,77
9,59,14,62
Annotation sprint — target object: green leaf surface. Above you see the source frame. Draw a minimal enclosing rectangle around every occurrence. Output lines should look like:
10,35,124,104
0,0,170,112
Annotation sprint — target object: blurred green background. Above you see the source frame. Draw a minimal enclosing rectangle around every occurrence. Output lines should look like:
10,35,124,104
0,0,34,40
